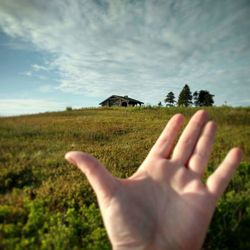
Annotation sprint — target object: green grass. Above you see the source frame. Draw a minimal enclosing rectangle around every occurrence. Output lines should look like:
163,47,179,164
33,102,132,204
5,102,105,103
0,106,249,249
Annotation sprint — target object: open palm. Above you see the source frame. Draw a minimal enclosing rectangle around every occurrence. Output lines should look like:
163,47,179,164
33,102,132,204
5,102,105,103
65,110,242,250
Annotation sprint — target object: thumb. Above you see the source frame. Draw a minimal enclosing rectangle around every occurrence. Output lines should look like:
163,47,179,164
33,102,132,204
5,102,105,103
65,151,117,202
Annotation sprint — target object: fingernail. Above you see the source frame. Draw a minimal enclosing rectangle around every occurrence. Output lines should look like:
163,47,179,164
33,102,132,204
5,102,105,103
65,153,77,165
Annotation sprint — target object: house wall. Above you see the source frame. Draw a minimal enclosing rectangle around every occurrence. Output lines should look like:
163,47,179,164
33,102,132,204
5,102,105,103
101,97,142,107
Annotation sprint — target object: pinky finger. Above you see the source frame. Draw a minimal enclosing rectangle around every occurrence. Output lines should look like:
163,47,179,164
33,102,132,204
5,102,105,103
207,148,243,200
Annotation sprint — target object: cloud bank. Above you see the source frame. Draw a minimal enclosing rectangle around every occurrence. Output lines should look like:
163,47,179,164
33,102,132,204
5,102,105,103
0,0,249,105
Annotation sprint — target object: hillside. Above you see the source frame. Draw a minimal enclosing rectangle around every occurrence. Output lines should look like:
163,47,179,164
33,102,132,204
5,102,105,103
0,107,249,249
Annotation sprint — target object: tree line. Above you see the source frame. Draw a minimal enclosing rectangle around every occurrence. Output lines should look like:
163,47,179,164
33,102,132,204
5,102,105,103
159,84,214,107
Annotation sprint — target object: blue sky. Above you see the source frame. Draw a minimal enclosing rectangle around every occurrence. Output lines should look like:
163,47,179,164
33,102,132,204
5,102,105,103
0,0,250,116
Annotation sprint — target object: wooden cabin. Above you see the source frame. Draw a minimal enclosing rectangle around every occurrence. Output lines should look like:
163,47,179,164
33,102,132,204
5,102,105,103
99,95,144,107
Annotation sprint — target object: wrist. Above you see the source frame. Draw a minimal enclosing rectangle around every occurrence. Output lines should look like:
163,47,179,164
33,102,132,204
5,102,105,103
113,244,146,250
113,243,164,250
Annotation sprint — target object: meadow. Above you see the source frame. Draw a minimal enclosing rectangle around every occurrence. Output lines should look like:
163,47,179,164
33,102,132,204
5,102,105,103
0,106,249,249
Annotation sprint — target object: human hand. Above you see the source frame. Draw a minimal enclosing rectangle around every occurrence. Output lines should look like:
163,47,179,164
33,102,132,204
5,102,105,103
65,110,242,250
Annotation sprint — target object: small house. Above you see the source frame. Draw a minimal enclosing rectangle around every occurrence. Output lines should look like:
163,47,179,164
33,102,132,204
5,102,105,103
99,95,144,107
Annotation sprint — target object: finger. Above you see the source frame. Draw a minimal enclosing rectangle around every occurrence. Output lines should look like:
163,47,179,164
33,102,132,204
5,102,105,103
172,110,208,165
149,113,184,158
65,151,117,201
188,121,217,176
207,148,242,200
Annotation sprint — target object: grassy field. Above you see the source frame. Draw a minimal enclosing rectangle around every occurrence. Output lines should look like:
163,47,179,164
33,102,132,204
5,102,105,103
0,106,249,249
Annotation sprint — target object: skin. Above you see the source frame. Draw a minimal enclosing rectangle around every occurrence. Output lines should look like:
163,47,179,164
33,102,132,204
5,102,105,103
65,110,242,250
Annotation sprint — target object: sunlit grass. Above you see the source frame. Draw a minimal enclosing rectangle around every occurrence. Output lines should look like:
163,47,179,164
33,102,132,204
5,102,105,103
0,106,249,249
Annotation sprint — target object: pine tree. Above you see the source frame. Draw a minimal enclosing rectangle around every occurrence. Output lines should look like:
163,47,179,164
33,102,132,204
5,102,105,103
177,84,192,107
193,91,199,107
164,92,175,107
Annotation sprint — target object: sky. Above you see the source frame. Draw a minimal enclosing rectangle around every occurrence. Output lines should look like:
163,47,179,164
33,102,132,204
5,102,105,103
0,0,250,116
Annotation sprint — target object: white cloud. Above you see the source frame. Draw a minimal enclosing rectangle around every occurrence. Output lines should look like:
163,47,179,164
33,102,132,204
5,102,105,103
0,98,65,116
22,71,32,77
0,0,249,105
38,84,53,93
32,64,49,72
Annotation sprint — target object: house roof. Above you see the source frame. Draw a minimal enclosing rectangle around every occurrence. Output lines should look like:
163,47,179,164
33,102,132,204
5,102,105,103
99,95,144,105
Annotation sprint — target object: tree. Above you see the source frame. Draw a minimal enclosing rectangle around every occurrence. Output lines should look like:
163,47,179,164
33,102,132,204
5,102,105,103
66,106,73,111
177,84,192,107
158,101,163,107
195,90,214,106
193,91,199,107
164,91,175,107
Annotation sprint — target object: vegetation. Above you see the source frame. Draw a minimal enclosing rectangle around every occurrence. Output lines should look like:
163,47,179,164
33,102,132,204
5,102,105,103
193,90,214,107
158,101,163,107
177,84,193,106
66,106,73,111
0,107,249,249
164,91,176,106
163,84,214,107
